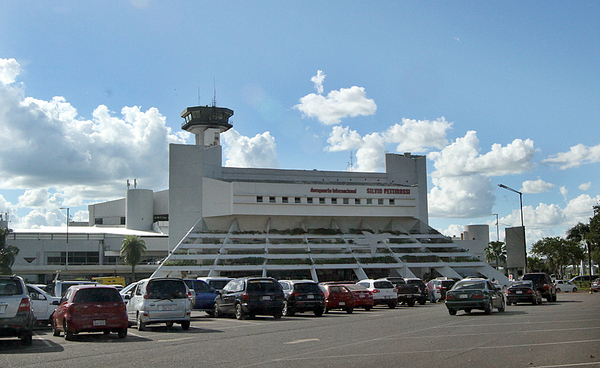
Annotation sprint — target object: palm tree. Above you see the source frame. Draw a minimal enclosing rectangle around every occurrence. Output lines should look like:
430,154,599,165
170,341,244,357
120,235,147,281
484,241,506,270
0,227,19,275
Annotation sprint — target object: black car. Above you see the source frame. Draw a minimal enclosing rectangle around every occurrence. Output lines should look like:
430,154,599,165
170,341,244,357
405,278,428,305
506,280,542,305
0,275,34,345
522,272,557,302
213,277,284,320
279,280,325,317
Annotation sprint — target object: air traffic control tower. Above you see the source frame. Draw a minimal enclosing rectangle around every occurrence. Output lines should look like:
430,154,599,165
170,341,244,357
181,105,233,146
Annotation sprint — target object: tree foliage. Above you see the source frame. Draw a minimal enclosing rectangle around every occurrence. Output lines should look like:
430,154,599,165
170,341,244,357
0,227,19,275
485,241,506,269
120,235,147,281
530,236,584,276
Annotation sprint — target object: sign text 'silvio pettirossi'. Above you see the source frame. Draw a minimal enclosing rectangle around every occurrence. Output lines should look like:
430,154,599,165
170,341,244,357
309,187,410,195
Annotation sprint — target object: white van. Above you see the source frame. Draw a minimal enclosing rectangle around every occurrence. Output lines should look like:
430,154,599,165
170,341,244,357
124,278,192,331
43,281,98,298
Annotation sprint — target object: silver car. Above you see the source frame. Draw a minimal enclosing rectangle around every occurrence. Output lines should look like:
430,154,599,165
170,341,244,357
124,278,192,331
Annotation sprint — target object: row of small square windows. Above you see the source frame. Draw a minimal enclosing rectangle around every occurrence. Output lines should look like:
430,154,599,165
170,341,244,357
256,196,396,205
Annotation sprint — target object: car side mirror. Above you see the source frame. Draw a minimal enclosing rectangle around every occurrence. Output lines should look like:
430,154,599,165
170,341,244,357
52,300,60,305
124,294,131,300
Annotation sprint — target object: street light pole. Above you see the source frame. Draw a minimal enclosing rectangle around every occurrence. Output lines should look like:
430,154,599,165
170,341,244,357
492,213,499,242
60,207,69,269
498,184,527,274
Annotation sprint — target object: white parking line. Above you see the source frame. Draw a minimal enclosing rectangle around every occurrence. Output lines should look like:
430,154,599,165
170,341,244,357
285,338,320,344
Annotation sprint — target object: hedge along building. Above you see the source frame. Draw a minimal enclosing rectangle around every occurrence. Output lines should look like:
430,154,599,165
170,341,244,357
147,105,508,284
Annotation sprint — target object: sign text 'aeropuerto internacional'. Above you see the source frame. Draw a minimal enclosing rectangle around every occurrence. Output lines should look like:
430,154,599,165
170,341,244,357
309,187,410,195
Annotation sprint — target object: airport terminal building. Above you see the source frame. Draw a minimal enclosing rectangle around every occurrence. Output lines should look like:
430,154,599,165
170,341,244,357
7,105,508,285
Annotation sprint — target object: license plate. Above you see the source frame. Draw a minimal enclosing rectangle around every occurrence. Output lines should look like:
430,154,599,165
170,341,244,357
516,291,523,294
93,320,106,326
159,305,176,311
460,294,468,299
339,302,345,306
360,295,365,298
307,294,314,299
262,296,271,301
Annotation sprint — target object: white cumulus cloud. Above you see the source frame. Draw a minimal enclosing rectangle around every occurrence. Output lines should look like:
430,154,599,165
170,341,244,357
222,129,279,168
521,179,555,194
542,143,600,169
0,58,21,85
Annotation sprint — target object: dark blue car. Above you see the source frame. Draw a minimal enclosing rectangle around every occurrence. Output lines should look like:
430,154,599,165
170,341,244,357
183,279,218,315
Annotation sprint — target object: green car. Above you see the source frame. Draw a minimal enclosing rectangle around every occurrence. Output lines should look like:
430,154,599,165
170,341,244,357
445,279,506,315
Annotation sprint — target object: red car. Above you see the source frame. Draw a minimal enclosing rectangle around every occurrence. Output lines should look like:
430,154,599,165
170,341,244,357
319,284,355,314
327,283,374,311
52,285,128,340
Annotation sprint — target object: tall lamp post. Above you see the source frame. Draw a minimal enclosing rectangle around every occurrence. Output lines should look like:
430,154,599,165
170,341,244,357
59,207,69,269
498,184,527,273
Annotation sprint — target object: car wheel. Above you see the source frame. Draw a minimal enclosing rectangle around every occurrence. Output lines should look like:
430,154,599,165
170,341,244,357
20,330,33,345
465,308,472,314
282,301,294,317
166,322,174,328
484,300,492,315
556,288,561,292
325,308,330,314
213,303,222,318
103,330,111,335
407,300,415,307
551,293,557,302
273,310,283,320
573,287,578,292
448,308,457,316
118,329,127,339
506,301,511,306
64,321,74,341
136,313,146,331
235,303,246,320
181,321,190,330
364,306,372,311
498,299,506,312
314,307,324,317
388,301,397,309
52,318,61,337
346,307,353,314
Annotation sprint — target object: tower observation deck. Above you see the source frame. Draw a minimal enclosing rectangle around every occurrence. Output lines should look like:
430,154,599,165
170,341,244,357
181,105,233,146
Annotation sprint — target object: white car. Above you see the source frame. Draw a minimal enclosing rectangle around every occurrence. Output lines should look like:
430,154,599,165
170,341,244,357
554,280,578,292
26,284,60,325
356,279,398,308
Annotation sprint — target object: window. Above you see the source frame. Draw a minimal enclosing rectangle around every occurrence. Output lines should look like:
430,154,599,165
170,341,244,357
331,198,337,204
295,197,301,204
257,196,263,203
343,198,349,204
389,199,395,205
269,196,276,203
378,199,384,205
307,198,313,204
94,218,103,225
367,198,372,204
319,198,325,204
120,217,126,225
282,197,288,203
355,198,361,205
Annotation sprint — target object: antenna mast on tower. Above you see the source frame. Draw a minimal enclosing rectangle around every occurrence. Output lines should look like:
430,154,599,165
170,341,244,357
347,151,354,172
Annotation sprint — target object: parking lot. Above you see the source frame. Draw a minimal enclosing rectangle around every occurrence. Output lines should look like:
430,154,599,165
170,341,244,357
1,292,599,368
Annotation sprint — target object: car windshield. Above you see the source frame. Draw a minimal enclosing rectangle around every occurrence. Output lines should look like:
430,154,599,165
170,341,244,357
193,281,212,292
148,280,187,299
293,283,320,293
73,288,121,303
343,284,367,291
208,280,230,290
452,281,485,291
247,280,281,293
510,281,533,288
329,286,348,294
374,281,394,289
0,279,22,296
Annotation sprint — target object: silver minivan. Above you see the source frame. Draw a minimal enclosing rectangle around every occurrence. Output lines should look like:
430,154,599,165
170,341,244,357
124,278,191,331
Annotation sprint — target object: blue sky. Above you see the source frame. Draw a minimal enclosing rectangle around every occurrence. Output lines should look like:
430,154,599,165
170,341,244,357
0,1,599,250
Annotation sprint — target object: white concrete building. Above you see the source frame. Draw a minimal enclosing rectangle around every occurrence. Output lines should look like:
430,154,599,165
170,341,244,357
5,104,508,286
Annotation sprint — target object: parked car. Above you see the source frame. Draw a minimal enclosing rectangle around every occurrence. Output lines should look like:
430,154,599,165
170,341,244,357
356,279,397,309
213,277,284,320
332,283,374,311
119,281,139,304
554,280,578,293
278,280,325,317
591,278,600,292
0,275,34,345
44,280,98,298
522,273,557,302
569,275,596,283
427,278,457,302
124,278,192,330
505,281,542,305
52,285,128,340
197,277,233,292
445,278,506,315
184,279,217,315
383,277,421,307
26,284,60,325
405,278,428,305
319,284,355,314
